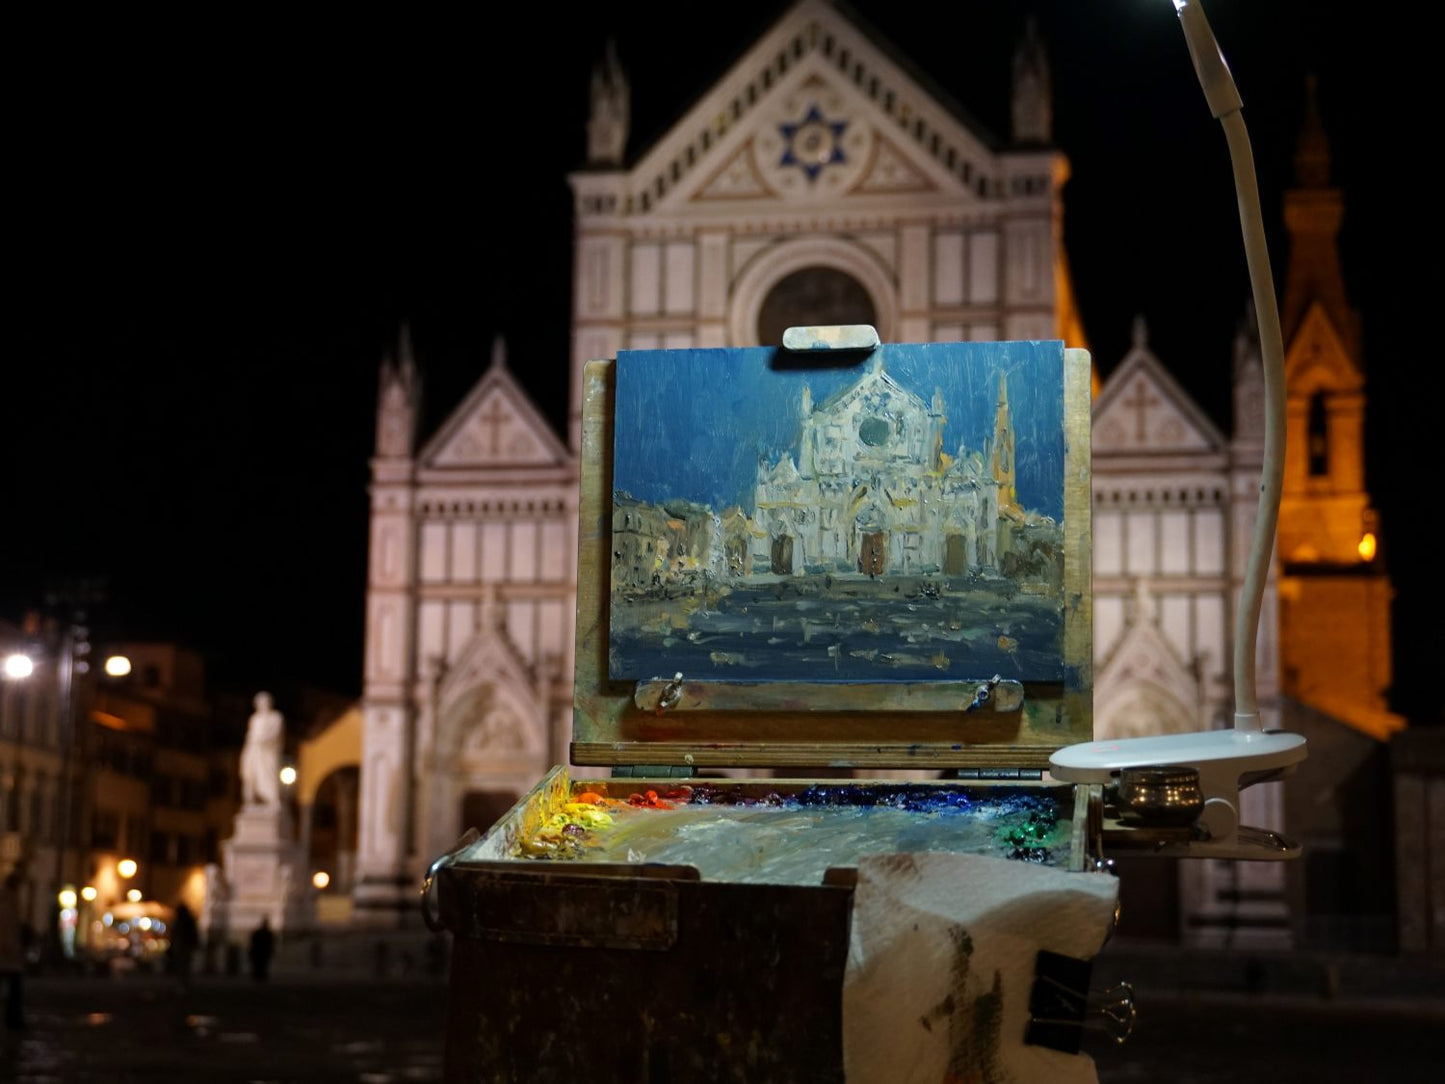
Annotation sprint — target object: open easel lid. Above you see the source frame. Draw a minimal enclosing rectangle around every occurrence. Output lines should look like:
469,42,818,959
572,332,1093,771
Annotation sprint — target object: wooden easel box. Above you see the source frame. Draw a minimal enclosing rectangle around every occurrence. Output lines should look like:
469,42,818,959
433,341,1099,1081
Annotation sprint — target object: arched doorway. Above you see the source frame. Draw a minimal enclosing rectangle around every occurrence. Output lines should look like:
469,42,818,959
308,765,360,897
727,237,896,346
757,267,878,348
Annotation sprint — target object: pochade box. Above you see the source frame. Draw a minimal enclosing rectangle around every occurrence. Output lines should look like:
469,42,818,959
428,332,1108,1082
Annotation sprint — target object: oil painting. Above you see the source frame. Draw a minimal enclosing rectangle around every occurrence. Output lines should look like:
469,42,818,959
609,340,1067,684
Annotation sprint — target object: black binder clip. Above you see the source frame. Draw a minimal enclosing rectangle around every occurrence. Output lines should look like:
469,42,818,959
1024,949,1135,1053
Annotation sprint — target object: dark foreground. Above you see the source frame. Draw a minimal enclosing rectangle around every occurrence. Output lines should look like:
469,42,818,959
2,975,447,1083
4,968,1443,1082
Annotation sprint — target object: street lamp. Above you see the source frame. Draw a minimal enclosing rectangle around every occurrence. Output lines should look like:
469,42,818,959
3,653,34,680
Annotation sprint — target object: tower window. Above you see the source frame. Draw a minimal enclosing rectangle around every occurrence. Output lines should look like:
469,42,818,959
1307,392,1329,476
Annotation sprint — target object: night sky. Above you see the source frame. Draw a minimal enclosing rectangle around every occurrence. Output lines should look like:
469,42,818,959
5,2,1434,719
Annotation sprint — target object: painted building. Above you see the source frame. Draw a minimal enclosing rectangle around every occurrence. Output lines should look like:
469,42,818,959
752,357,1006,577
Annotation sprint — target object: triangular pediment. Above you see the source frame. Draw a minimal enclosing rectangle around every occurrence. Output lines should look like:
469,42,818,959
626,0,997,217
1093,338,1224,456
1095,614,1199,739
437,618,542,757
419,362,570,470
1285,301,1362,394
815,360,926,417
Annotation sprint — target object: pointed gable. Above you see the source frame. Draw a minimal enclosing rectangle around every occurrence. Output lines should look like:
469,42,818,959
626,0,995,217
419,361,571,471
1284,300,1362,395
1093,323,1224,456
1095,617,1201,739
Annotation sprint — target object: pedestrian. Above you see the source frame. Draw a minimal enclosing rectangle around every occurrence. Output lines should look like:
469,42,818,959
0,870,25,1033
248,916,275,981
168,902,200,992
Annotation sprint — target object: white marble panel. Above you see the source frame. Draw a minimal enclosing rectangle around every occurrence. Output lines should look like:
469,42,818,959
1159,511,1189,575
509,522,538,582
1196,594,1226,681
664,242,695,314
447,601,475,662
933,232,964,306
630,243,661,316
1124,511,1156,576
1194,508,1225,575
539,521,569,583
899,225,929,310
538,599,567,663
450,523,477,583
508,601,536,664
1094,509,1122,576
376,606,396,680
480,523,508,583
698,233,727,319
968,230,998,304
579,238,613,317
1159,594,1191,661
419,601,445,669
1093,594,1125,664
420,522,448,583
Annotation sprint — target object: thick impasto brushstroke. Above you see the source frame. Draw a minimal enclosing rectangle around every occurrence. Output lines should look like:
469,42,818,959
610,341,1069,683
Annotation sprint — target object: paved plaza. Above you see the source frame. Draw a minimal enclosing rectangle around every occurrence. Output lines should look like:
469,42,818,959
2,953,1443,1082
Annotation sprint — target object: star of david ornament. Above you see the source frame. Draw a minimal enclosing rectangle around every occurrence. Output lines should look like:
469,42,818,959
778,104,848,182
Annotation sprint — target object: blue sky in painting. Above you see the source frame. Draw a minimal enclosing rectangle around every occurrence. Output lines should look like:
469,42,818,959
612,340,1066,522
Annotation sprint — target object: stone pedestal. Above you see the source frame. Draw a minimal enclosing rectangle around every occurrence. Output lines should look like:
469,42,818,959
215,804,313,945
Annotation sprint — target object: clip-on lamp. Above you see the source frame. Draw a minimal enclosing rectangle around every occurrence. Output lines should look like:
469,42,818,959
1049,0,1307,859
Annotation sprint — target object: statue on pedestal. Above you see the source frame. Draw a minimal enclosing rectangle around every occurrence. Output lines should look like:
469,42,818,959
240,691,285,807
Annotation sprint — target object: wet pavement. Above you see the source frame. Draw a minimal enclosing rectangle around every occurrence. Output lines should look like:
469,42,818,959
4,966,1444,1082
2,974,448,1083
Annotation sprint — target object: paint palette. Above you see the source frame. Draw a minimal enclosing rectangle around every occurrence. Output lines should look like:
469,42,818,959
458,770,1088,883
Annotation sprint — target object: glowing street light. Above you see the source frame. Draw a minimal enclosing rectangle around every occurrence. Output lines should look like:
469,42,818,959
126,889,142,903
117,858,138,880
103,654,132,678
279,765,297,787
2,653,34,680
81,886,98,902
312,871,331,890
58,887,78,909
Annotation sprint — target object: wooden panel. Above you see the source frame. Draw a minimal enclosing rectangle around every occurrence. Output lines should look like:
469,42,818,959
570,348,1092,768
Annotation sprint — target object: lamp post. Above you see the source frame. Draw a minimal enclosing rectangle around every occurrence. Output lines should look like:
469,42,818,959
1049,0,1307,858
2,614,132,965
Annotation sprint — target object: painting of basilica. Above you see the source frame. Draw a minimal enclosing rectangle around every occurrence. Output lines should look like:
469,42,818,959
608,340,1068,684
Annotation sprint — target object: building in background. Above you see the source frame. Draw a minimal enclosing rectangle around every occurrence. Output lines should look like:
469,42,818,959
0,619,240,961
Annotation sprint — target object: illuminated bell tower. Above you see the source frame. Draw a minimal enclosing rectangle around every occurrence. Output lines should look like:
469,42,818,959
990,370,1016,508
1275,79,1397,731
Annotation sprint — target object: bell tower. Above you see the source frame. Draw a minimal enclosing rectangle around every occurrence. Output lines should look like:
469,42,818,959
1274,79,1399,733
